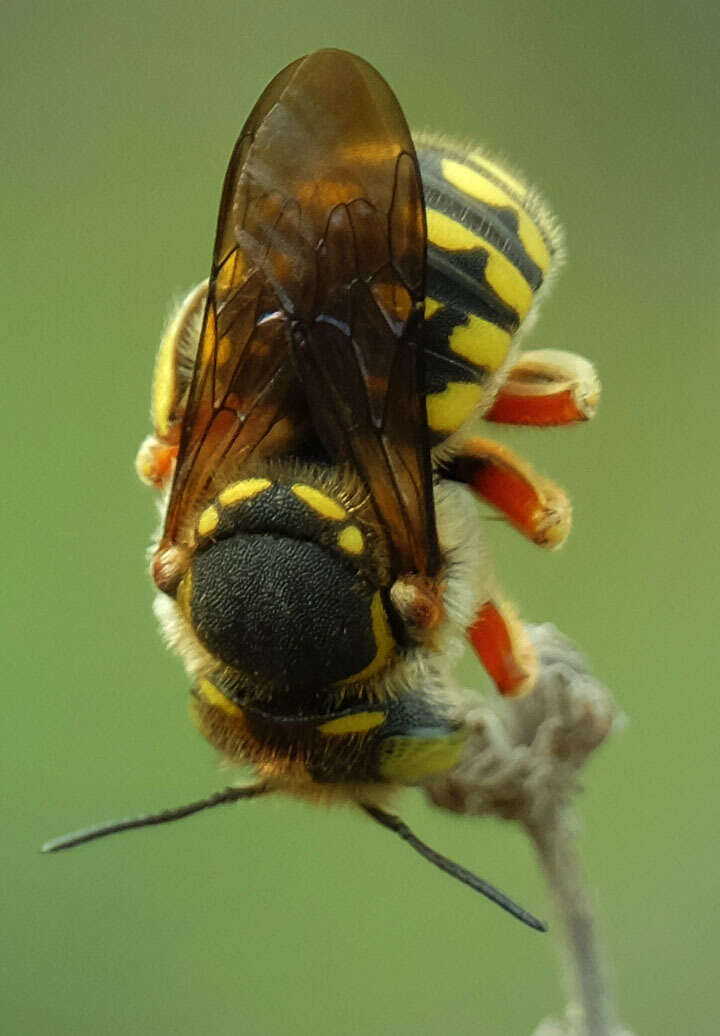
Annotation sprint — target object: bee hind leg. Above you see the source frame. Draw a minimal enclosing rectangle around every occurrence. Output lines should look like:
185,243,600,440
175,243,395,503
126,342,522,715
441,437,572,549
485,348,600,426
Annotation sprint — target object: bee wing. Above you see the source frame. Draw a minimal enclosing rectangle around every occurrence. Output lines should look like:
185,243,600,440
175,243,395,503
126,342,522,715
162,49,439,578
160,58,303,547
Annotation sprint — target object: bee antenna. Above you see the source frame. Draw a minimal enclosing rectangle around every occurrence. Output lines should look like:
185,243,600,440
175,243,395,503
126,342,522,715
41,782,270,854
361,803,547,932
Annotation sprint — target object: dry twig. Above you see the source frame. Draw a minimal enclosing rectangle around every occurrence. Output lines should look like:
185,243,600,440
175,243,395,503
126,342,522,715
427,624,634,1036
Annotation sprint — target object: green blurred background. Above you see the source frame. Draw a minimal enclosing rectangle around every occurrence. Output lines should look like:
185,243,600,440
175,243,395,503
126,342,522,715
4,1,719,1032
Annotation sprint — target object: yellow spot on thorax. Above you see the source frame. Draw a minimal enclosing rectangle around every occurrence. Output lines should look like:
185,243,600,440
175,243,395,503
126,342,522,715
340,591,396,685
318,711,386,735
337,525,364,555
441,158,551,274
379,730,467,781
197,678,245,719
426,381,485,433
219,478,272,506
197,505,219,537
291,484,347,521
426,209,533,320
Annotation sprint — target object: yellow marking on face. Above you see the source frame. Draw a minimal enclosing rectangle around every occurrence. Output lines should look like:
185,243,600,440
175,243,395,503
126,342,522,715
442,158,551,274
197,678,245,719
426,210,533,320
425,296,444,320
469,152,528,200
197,505,219,538
291,484,347,521
379,730,467,781
318,711,386,735
337,525,364,555
219,478,272,507
449,314,512,372
426,382,485,433
341,592,396,684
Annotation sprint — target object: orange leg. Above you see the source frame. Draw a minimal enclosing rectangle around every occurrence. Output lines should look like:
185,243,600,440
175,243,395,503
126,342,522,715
485,349,600,426
443,437,571,549
468,599,537,697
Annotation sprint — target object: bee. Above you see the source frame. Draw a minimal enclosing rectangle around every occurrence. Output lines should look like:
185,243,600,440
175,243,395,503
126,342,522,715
44,50,599,930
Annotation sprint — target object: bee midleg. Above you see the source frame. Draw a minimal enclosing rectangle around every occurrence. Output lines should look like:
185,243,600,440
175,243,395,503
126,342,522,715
135,279,208,489
484,348,601,426
439,436,572,550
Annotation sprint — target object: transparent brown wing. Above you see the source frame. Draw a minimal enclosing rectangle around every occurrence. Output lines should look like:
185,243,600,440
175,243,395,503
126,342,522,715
161,49,439,579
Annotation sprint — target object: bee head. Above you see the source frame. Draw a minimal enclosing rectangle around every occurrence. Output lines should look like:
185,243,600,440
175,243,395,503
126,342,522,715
175,473,400,698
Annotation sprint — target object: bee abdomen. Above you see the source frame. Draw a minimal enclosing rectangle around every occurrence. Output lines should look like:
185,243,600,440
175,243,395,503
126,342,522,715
418,136,563,444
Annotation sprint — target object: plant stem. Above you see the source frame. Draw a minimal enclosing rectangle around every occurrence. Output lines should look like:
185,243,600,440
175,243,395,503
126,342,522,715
528,808,619,1036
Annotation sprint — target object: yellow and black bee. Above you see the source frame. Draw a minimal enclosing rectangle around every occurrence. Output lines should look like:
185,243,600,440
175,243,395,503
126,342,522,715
45,50,599,930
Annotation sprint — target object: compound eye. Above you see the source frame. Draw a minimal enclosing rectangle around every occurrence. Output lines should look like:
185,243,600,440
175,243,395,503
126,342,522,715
183,531,395,693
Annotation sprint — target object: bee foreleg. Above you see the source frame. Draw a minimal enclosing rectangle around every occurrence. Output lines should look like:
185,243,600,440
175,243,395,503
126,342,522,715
467,597,538,697
135,434,179,489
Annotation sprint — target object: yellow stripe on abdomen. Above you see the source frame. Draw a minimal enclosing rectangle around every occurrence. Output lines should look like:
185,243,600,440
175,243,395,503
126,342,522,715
427,208,486,252
426,382,485,434
468,151,529,200
426,209,533,320
441,158,551,274
449,314,512,372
